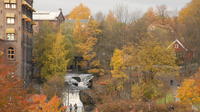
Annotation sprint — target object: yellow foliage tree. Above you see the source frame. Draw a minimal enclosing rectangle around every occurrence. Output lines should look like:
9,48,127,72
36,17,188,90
68,3,91,20
178,0,200,63
110,49,126,78
179,0,200,23
136,39,178,77
73,19,104,75
110,38,178,80
177,79,200,105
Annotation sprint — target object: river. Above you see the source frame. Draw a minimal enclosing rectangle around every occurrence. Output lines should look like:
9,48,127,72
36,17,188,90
63,73,94,112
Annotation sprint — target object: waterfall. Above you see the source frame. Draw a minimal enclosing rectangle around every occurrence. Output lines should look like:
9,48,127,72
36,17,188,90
63,74,94,112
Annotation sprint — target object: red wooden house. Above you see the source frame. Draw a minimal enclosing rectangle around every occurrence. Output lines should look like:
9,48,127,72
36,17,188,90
168,39,193,65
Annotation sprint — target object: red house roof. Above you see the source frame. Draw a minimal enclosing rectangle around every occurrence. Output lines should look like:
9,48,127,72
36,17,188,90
168,39,188,51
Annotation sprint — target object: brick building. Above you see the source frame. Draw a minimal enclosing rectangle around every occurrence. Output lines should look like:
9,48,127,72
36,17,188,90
0,0,35,84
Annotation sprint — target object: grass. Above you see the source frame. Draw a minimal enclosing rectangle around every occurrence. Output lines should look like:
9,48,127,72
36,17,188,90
156,93,175,104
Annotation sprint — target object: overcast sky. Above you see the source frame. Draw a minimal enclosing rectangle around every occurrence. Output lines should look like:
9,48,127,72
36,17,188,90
33,0,191,15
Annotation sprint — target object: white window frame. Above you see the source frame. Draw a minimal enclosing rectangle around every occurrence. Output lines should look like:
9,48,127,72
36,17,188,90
6,17,15,24
11,4,16,9
5,4,10,8
6,33,15,40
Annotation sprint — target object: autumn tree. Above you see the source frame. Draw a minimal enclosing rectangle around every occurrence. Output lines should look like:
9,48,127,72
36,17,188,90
60,22,76,63
42,75,65,98
33,22,70,79
68,3,91,20
94,11,119,71
177,79,200,106
177,70,200,107
40,32,69,79
179,0,200,63
143,8,158,23
95,9,150,72
135,38,178,80
110,38,178,100
29,94,66,112
131,81,164,102
73,19,104,75
0,55,31,112
110,38,178,80
110,49,126,78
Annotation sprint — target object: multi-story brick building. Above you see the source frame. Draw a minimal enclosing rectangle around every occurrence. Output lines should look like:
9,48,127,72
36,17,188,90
0,0,35,84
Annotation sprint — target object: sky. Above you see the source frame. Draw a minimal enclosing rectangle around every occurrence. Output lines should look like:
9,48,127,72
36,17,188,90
33,0,191,15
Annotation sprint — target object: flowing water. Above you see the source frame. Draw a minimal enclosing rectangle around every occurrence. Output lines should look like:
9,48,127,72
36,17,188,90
63,73,94,112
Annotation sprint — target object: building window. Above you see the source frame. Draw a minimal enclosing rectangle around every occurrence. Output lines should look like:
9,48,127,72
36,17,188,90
175,44,179,49
5,4,10,8
7,17,15,24
5,3,16,9
11,4,16,9
8,47,15,60
6,33,15,40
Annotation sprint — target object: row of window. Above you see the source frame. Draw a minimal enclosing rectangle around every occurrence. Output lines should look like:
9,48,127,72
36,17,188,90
5,3,16,9
4,23,33,41
5,15,15,40
4,17,32,41
7,17,15,24
3,2,33,41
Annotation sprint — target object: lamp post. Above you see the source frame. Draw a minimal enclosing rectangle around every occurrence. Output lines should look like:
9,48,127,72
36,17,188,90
68,86,69,106
65,82,70,107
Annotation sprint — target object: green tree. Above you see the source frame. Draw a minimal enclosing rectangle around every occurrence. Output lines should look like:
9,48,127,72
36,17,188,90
33,22,70,79
61,22,76,63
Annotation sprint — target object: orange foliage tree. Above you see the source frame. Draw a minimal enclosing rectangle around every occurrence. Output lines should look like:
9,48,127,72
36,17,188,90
177,70,200,105
29,94,66,112
0,55,31,112
177,78,200,105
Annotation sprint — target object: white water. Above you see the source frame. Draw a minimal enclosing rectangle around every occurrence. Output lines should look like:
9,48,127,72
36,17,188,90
63,90,84,112
63,74,93,112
